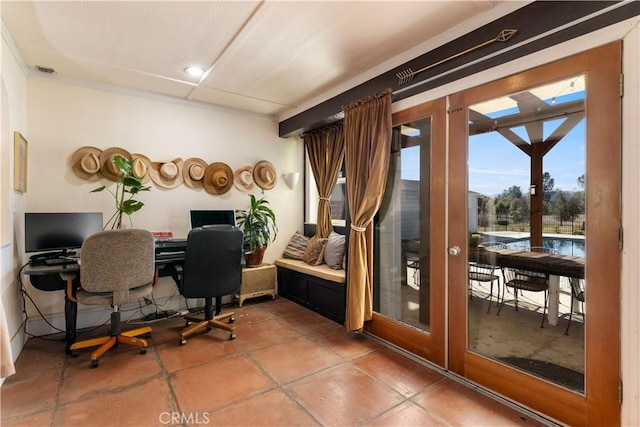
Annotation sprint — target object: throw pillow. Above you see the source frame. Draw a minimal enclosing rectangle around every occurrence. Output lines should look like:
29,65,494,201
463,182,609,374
282,232,310,260
324,231,346,269
303,236,328,266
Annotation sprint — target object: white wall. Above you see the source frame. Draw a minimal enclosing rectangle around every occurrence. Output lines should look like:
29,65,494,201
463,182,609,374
21,78,303,332
1,24,28,373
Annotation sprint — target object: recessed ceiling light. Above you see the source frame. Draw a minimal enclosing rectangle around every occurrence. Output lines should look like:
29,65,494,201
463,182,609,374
184,67,205,77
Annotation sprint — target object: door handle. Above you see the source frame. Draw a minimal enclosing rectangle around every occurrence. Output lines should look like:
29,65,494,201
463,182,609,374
448,246,461,256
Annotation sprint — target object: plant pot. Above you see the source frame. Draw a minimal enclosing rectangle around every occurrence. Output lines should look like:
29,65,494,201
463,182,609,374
244,245,266,268
469,235,483,247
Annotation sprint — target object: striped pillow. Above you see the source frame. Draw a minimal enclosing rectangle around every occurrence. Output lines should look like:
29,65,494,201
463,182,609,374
282,232,310,260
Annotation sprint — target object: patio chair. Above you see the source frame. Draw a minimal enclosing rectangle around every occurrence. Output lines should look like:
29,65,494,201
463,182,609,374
402,239,421,288
497,247,555,328
468,242,507,313
565,277,585,335
498,267,550,328
469,263,501,313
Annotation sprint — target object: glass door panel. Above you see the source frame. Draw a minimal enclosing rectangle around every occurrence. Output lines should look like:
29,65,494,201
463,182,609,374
448,43,621,426
376,119,430,332
467,76,586,392
367,98,446,367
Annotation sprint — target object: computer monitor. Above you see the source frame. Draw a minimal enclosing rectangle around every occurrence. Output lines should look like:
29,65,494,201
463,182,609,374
25,212,104,254
190,210,236,229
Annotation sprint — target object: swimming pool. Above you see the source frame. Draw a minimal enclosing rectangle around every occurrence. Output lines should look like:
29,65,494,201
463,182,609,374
505,238,585,257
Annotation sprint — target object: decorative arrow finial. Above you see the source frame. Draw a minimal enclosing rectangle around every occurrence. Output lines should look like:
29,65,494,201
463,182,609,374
396,28,518,86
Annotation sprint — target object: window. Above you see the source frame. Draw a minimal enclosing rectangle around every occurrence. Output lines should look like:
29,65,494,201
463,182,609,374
304,154,347,226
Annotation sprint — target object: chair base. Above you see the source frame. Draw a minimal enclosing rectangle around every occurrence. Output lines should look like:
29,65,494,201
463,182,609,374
180,312,236,345
69,326,152,367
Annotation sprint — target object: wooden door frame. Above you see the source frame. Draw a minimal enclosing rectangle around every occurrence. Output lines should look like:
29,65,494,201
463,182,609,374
365,97,447,367
448,42,621,426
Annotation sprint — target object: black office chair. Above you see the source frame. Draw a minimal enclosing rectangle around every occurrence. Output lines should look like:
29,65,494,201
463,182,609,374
69,229,156,367
174,225,243,345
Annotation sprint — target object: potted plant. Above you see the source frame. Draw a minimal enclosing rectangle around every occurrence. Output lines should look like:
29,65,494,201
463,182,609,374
236,194,277,267
469,233,484,247
91,156,151,229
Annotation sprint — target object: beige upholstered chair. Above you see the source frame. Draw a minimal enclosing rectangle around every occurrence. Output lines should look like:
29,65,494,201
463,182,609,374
69,229,156,368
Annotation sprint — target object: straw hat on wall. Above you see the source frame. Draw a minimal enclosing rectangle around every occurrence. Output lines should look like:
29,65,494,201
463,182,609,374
233,166,254,192
183,158,208,189
203,162,234,195
150,158,184,189
131,153,152,184
71,146,103,181
253,160,277,190
100,147,132,182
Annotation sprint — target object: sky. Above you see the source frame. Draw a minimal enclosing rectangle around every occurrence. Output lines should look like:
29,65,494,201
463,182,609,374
401,91,586,198
468,91,585,197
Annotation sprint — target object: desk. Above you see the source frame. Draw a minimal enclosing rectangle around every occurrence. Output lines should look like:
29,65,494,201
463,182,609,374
24,263,81,351
23,241,187,352
470,247,585,326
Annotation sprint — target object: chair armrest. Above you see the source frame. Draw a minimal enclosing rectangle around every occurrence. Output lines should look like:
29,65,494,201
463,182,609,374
172,264,183,288
65,278,77,302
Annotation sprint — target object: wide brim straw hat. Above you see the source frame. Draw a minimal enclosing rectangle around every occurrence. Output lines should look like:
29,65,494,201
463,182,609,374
233,166,255,192
131,153,152,184
149,158,184,189
253,160,277,190
203,162,234,195
71,146,103,181
183,157,208,189
99,147,132,182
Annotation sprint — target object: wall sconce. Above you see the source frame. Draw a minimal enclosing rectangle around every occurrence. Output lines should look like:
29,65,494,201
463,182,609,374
530,185,536,196
283,172,300,190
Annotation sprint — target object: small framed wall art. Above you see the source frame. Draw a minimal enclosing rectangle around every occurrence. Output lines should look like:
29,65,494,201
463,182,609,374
14,132,28,193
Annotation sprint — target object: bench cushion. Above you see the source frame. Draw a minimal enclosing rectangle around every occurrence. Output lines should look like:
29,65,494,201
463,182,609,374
274,258,345,284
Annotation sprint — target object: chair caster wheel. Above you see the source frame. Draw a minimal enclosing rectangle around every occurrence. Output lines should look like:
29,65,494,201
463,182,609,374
206,326,212,332
91,360,99,368
140,347,147,355
180,338,186,346
185,320,191,327
228,316,235,323
71,350,79,358
229,333,236,340
144,332,151,339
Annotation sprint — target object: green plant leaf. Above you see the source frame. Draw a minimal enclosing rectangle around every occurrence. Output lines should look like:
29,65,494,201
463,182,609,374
113,155,132,175
122,176,142,187
90,186,106,193
122,199,144,215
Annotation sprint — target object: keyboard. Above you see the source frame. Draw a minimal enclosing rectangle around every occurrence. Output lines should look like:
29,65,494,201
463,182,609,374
156,251,185,261
43,257,77,266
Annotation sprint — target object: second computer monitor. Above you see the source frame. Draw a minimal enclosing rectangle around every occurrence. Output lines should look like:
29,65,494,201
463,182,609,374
190,210,236,229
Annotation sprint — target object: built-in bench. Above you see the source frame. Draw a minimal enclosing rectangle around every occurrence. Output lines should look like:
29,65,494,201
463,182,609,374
275,224,347,324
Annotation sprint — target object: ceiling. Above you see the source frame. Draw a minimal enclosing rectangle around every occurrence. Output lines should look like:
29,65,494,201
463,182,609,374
2,1,518,121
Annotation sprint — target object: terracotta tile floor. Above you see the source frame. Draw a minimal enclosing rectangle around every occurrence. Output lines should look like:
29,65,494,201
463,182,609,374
1,297,548,427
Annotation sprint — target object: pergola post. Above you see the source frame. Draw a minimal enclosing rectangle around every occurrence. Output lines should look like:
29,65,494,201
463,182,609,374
530,143,544,248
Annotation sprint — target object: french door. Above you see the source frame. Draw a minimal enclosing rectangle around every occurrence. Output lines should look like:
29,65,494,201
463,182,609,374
368,42,621,426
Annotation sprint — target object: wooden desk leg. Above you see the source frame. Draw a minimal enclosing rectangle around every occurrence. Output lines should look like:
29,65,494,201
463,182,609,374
548,275,560,326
